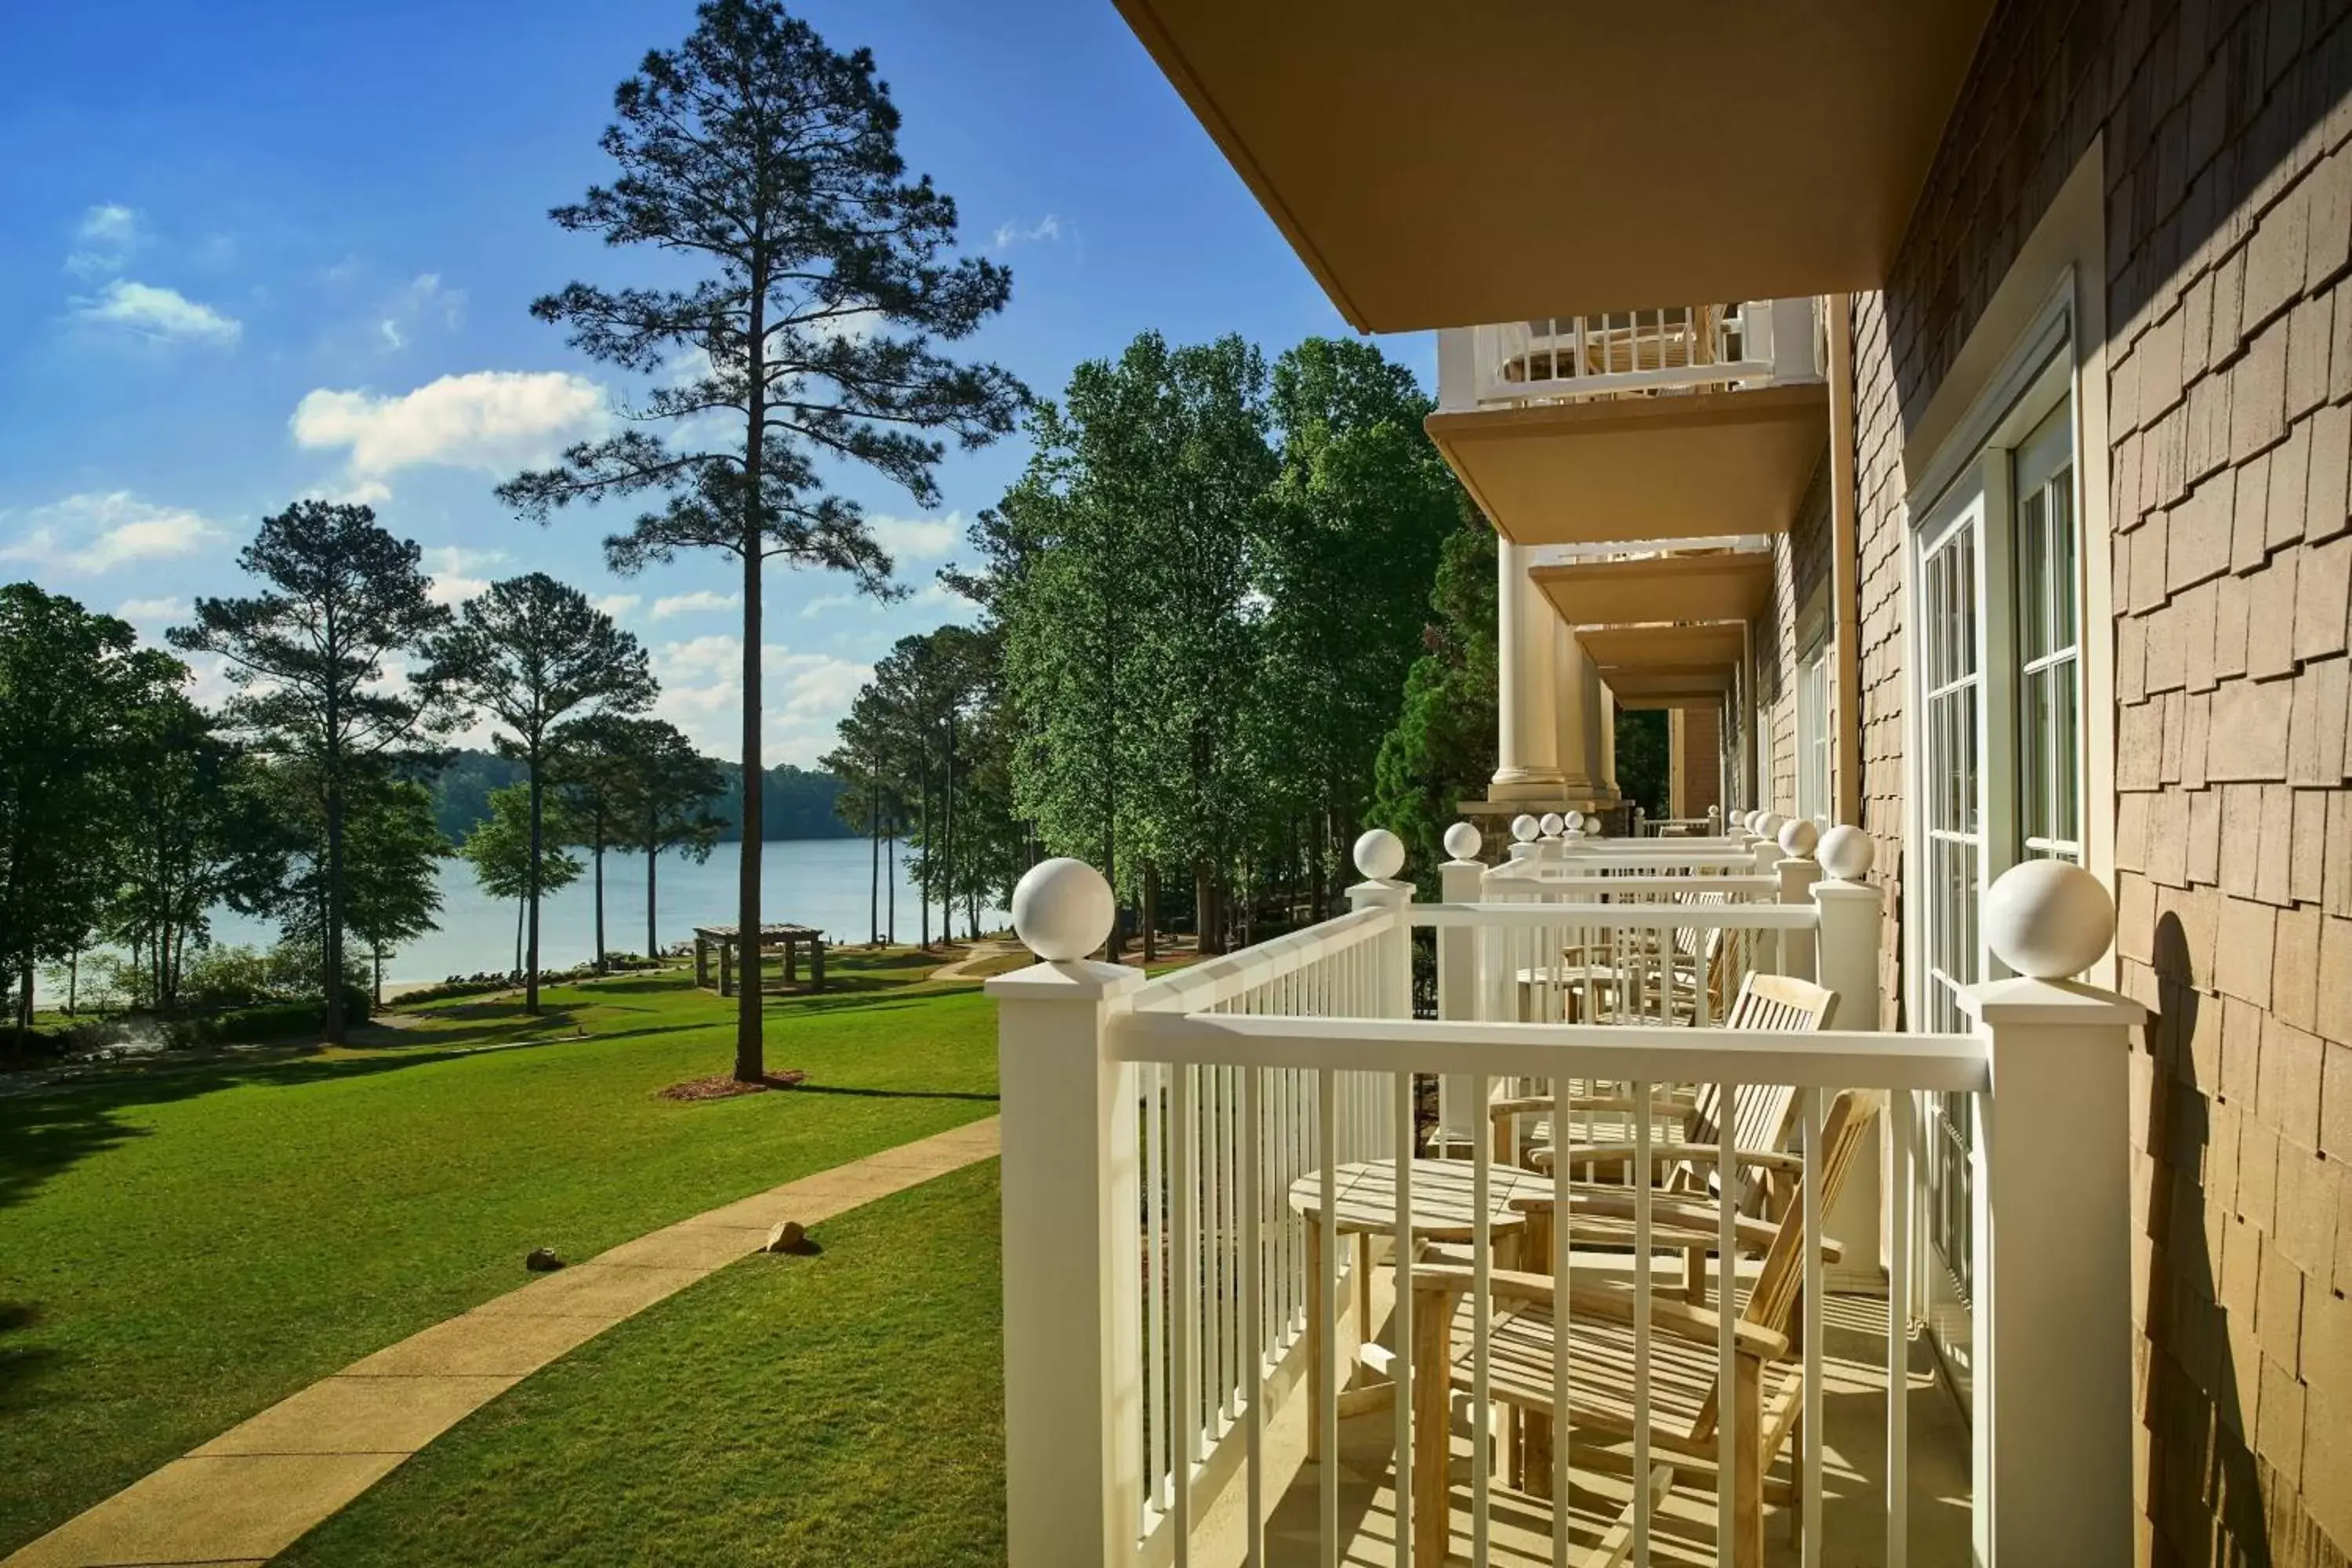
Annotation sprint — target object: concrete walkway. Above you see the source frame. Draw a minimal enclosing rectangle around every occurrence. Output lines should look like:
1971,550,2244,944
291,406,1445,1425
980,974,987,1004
4,1117,1002,1568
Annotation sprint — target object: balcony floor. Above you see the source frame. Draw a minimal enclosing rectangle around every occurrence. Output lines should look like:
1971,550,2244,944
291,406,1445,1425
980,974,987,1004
1202,1292,1971,1567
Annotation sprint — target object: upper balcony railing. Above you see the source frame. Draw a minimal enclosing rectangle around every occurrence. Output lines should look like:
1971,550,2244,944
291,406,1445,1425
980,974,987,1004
1439,297,1824,412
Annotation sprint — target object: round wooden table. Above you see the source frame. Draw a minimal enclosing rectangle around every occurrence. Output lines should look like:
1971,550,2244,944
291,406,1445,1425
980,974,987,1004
1287,1157,1555,1457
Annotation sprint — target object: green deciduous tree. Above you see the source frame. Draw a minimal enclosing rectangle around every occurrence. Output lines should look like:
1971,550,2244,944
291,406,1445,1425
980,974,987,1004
427,574,654,1012
460,784,584,977
1370,518,1500,887
613,718,728,961
498,0,1022,1080
169,500,460,1043
1252,338,1463,915
0,584,174,1039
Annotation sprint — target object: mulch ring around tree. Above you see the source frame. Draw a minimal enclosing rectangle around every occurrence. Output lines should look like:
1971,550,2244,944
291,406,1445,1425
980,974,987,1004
658,1069,808,1102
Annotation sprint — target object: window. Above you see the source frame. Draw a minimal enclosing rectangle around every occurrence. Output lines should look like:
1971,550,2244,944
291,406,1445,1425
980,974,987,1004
1910,362,2082,1323
1795,643,1831,828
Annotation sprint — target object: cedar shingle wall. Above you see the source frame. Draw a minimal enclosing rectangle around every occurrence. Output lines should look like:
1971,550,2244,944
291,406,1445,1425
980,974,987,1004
1848,1,2352,1561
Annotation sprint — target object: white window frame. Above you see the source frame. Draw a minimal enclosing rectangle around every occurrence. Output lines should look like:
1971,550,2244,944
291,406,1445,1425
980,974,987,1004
1795,635,1831,829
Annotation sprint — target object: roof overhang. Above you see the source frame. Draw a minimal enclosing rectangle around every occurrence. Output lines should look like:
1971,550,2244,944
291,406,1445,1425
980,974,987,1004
1533,554,1772,629
1578,623,1747,678
1112,1,1994,331
1428,386,1828,546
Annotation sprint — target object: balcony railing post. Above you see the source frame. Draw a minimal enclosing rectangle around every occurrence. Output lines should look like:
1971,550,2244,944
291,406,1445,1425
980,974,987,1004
987,858,1145,1568
1346,828,1413,1021
1811,826,1885,1289
1751,814,1782,875
1774,819,1822,980
1956,862,2144,1567
1706,804,1722,837
1435,822,1486,1150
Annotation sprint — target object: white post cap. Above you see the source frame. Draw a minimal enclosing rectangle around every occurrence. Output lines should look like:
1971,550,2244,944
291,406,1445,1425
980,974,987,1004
1442,821,1483,861
1817,823,1874,880
1011,858,1116,964
1352,826,1406,882
1538,811,1565,838
1984,859,2114,979
1511,813,1541,843
1777,818,1820,858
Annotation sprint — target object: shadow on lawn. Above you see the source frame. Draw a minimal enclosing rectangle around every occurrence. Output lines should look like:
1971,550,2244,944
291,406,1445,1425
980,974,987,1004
0,1303,60,1412
780,1083,998,1105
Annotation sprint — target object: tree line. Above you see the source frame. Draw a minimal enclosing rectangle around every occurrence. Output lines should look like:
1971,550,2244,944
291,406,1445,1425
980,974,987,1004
825,332,1499,958
0,501,736,1048
430,750,848,845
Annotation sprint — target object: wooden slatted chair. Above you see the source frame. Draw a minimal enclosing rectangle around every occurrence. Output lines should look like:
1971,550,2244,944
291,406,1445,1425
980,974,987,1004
1410,1087,1885,1568
1488,975,1838,1220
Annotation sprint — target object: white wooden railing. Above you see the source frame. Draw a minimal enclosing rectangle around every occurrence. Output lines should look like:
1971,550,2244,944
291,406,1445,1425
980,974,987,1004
1468,299,1820,407
993,827,2141,1568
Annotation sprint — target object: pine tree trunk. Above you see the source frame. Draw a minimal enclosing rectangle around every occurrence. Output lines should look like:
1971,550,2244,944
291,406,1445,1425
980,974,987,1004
886,831,897,944
941,717,956,949
867,766,880,945
645,808,659,963
514,894,524,976
917,767,931,951
525,760,544,1015
1142,860,1159,963
592,808,607,972
733,281,768,1084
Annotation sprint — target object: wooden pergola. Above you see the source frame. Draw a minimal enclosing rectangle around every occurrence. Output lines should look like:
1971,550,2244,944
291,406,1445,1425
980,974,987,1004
691,923,827,996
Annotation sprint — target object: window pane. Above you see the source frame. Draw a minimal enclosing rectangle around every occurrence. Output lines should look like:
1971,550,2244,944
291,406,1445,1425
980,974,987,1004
2050,469,2077,651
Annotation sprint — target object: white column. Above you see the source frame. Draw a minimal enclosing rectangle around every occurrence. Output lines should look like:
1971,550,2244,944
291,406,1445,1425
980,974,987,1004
1956,863,2143,1567
1552,615,1609,799
989,862,1144,1568
1492,539,1564,799
1599,684,1620,801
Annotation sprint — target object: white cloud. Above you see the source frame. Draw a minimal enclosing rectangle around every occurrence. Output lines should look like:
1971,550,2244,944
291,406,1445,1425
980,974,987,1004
421,544,506,607
290,370,608,481
991,214,1063,251
798,593,855,619
648,634,872,765
67,202,145,276
377,273,464,351
592,593,641,619
868,511,961,563
72,279,241,344
650,589,742,621
0,492,227,575
115,594,187,622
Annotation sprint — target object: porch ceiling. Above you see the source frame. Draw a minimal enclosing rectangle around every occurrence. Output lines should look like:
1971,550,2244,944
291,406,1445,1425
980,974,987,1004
1428,386,1827,546
1109,0,1994,332
1616,688,1733,711
1533,554,1772,629
1602,669,1734,703
1578,622,1746,677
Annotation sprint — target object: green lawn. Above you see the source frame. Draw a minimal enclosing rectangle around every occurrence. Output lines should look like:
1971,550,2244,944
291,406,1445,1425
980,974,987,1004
0,954,998,1556
280,1159,1007,1568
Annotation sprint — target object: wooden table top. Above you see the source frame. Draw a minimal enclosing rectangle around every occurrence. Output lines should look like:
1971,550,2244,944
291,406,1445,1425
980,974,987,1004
1287,1158,1553,1240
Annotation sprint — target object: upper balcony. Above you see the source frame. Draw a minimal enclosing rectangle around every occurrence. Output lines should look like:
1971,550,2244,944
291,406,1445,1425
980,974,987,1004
1439,299,1823,415
1428,301,1829,551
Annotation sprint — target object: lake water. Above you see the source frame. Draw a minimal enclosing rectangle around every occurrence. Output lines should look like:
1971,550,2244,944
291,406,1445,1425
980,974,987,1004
186,838,1006,992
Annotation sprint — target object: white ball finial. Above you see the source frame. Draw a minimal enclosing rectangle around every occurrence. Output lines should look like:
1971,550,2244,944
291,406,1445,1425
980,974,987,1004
1985,859,2114,979
1817,825,1873,880
1538,811,1565,838
1777,818,1820,858
1564,810,1586,832
1011,857,1116,964
1511,814,1540,843
1740,810,1761,833
1352,827,1406,882
1442,821,1483,861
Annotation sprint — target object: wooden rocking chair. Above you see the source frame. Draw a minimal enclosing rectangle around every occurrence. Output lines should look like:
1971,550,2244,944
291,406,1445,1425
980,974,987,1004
1410,1087,1883,1567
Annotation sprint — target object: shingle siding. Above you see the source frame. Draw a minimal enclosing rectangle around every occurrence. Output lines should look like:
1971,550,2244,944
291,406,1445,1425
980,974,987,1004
1846,2,2352,1559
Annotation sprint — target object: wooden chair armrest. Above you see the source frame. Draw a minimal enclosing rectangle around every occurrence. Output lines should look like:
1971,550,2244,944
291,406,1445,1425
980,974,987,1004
1410,1265,1787,1359
1551,1142,1805,1174
1486,1095,1555,1123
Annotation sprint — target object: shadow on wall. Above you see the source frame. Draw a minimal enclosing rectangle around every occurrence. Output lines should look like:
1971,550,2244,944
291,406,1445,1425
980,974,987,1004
2147,912,2268,1566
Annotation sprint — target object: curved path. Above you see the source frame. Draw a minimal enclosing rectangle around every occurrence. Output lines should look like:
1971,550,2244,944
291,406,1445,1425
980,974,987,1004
4,1118,1001,1568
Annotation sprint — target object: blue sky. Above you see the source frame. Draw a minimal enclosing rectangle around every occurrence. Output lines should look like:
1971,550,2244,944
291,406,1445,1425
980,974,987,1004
0,0,1425,764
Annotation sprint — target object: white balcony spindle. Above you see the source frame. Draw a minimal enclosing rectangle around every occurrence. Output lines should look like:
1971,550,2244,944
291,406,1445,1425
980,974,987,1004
989,858,1144,1568
1959,862,2143,1566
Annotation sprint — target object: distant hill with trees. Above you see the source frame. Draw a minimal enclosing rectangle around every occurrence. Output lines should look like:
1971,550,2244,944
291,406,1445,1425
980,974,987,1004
427,750,846,844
